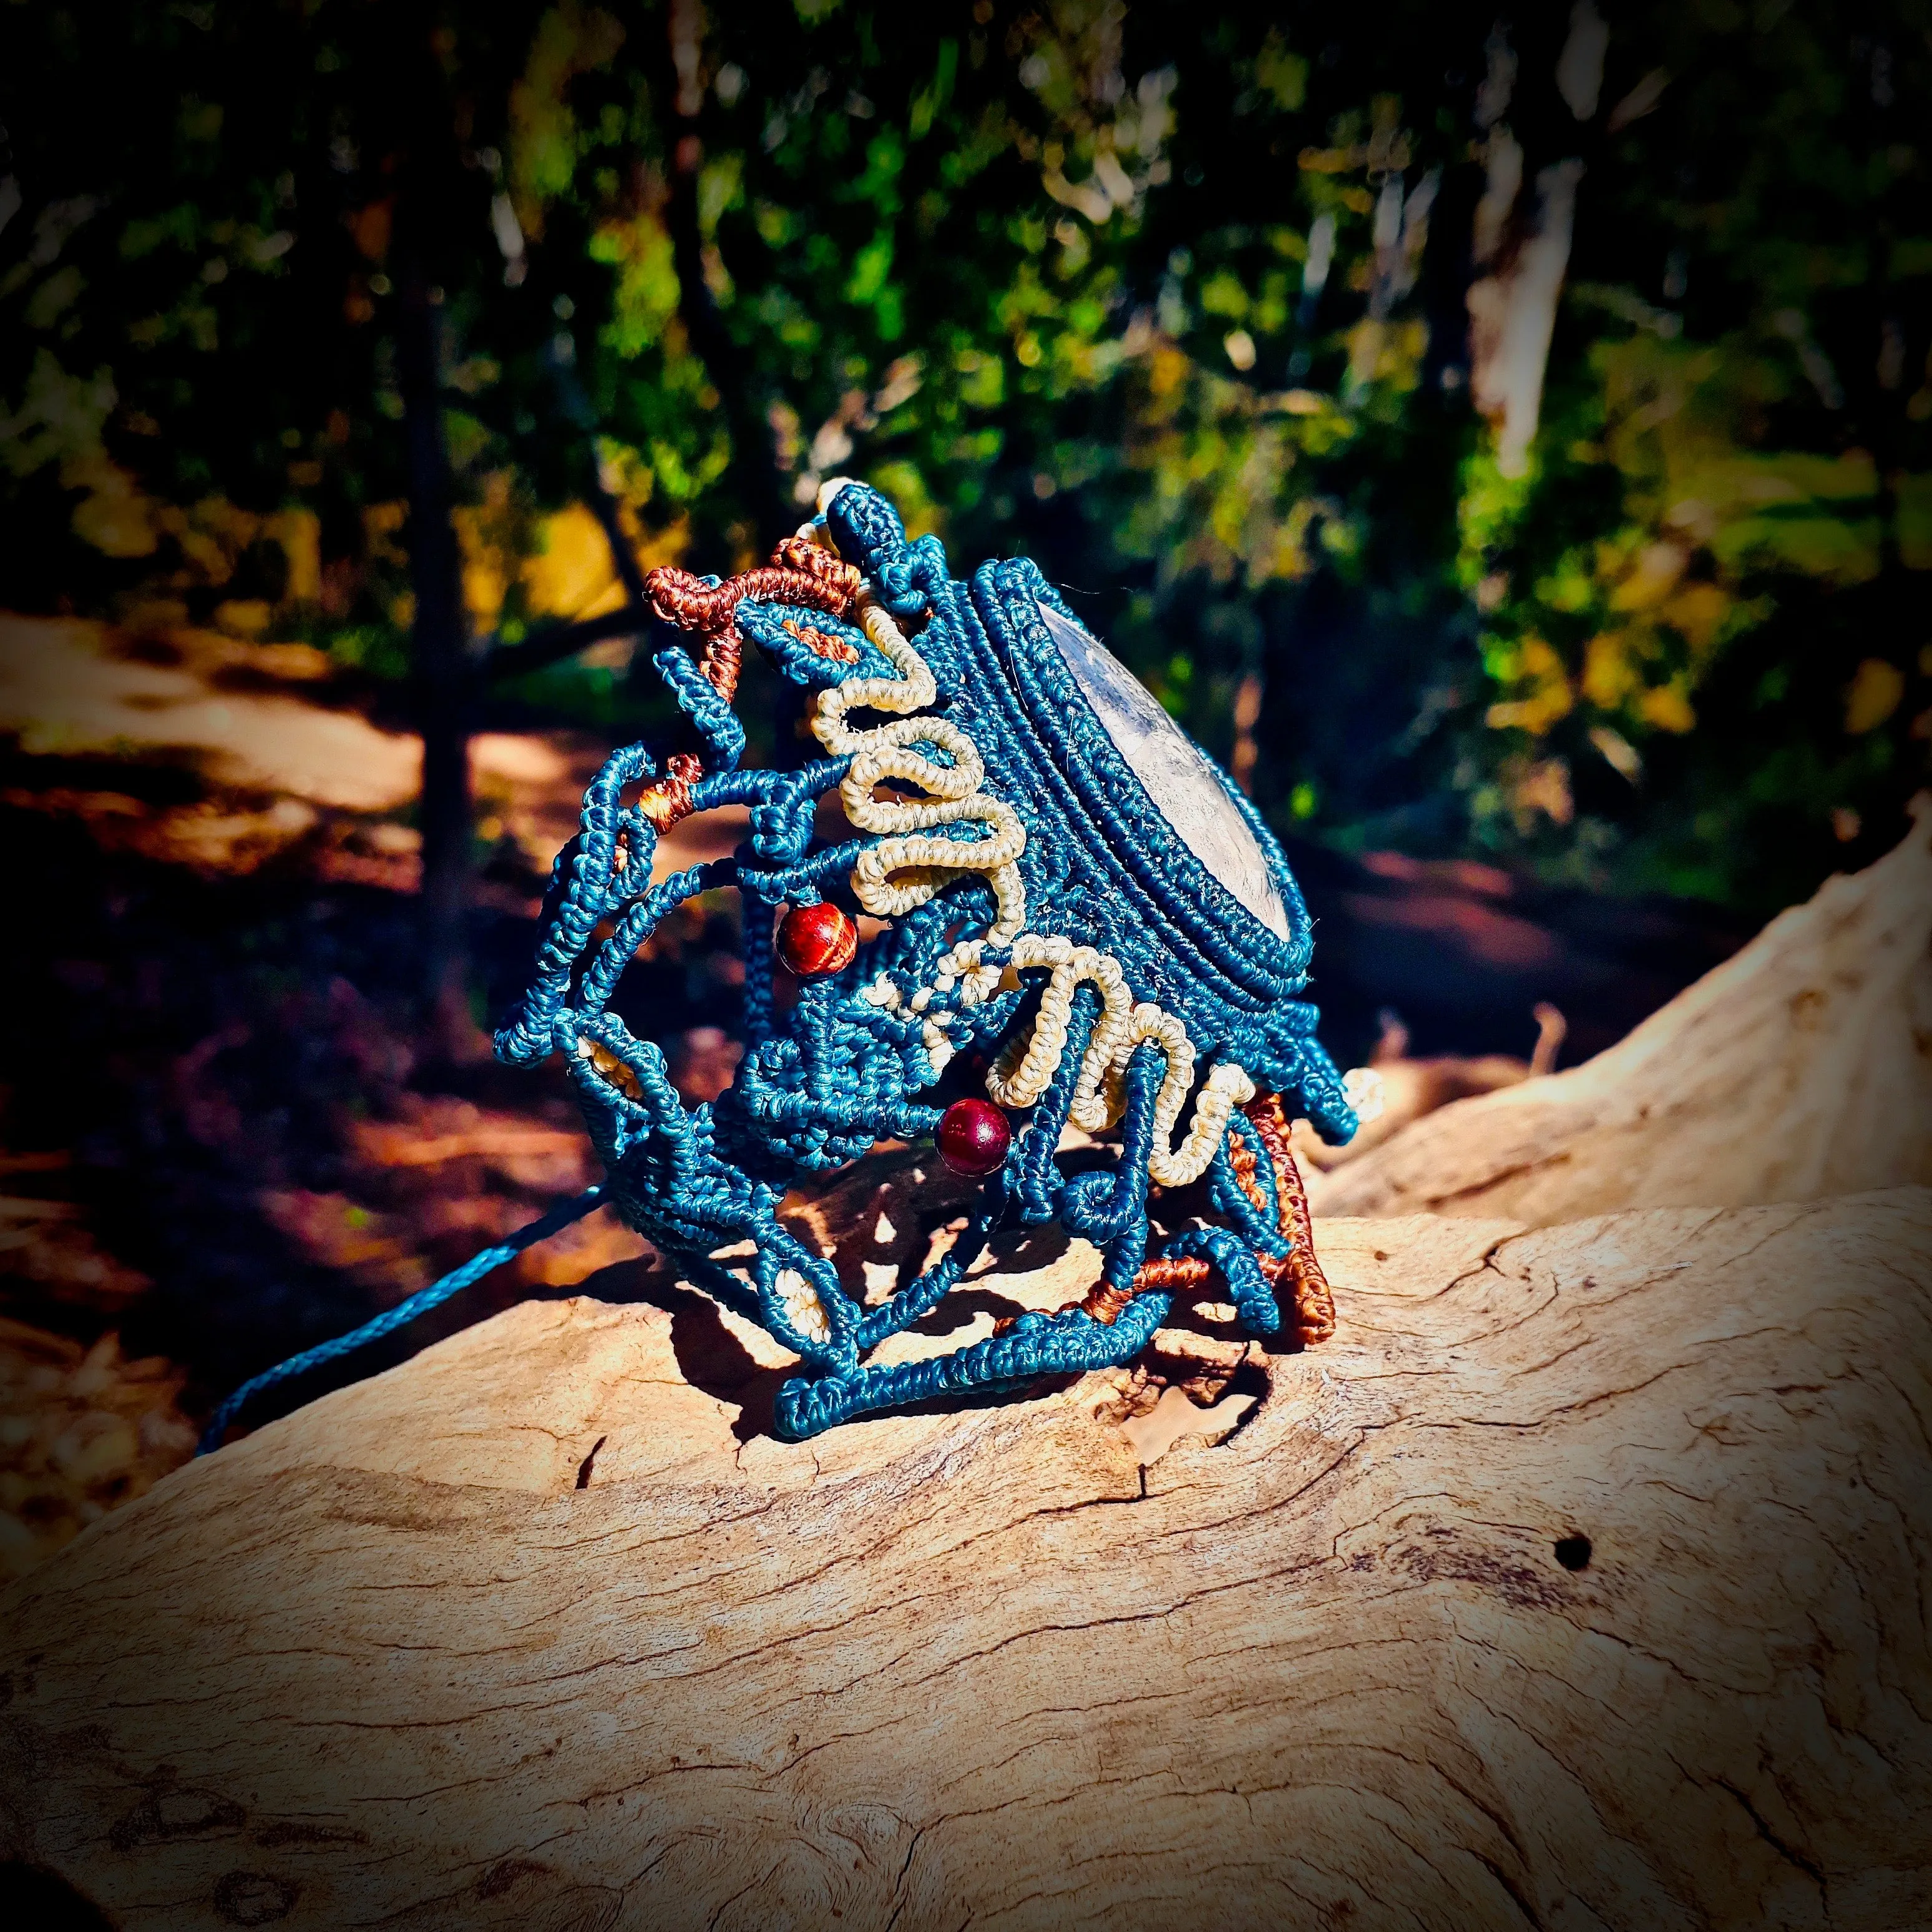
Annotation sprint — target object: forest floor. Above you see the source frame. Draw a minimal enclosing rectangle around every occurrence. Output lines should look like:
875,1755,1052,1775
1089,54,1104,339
0,610,1755,1578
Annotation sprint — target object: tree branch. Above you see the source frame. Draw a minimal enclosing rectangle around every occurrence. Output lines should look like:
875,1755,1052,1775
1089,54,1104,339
483,600,664,688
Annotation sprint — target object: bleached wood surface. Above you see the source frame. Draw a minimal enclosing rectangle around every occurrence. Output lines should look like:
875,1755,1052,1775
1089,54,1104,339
3,1188,1928,1930
1310,798,1932,1225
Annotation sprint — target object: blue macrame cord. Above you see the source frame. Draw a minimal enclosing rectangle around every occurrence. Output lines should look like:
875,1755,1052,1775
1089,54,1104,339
201,481,1356,1453
197,1187,605,1453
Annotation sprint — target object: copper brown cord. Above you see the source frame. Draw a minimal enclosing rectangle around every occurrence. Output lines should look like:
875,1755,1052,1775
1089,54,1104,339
1069,1281,1142,1324
1029,1090,1335,1342
1239,1092,1335,1344
645,538,863,705
1227,1128,1268,1219
783,617,862,665
637,751,703,833
625,540,864,840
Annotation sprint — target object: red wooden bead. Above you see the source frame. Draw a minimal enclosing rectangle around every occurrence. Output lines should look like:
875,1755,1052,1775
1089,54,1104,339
937,1097,1012,1177
776,901,858,977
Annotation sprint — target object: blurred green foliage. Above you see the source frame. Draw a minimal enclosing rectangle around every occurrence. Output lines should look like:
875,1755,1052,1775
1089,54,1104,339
3,0,1930,912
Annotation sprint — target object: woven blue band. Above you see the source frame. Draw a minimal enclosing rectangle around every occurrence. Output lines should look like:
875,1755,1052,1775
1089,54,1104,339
204,482,1354,1449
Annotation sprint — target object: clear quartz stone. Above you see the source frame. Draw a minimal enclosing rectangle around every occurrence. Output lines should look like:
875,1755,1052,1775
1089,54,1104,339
1035,600,1289,940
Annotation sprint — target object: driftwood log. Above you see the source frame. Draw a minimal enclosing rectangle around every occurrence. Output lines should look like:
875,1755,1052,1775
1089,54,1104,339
1310,796,1932,1226
2,1186,1929,1930
4,810,1931,1928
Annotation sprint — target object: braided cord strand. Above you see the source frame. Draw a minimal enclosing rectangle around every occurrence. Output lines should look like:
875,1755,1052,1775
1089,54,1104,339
1061,1090,1333,1340
197,478,1354,1450
809,595,1029,945
197,1187,607,1453
1241,1091,1335,1343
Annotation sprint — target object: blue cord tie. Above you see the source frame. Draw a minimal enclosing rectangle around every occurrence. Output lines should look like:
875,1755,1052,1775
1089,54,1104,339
202,479,1356,1451
197,1186,605,1454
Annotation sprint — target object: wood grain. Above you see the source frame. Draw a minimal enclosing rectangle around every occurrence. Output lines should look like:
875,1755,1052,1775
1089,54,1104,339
1310,797,1932,1226
4,1191,1928,1930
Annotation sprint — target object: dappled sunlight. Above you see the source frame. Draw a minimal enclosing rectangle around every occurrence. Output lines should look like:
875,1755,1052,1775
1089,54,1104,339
0,0,1925,1569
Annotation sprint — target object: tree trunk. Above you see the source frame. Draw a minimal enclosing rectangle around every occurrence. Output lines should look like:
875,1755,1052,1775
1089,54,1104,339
381,1,482,1060
397,253,475,1053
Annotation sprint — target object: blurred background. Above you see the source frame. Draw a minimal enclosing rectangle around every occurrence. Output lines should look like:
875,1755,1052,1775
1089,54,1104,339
1,0,1926,1569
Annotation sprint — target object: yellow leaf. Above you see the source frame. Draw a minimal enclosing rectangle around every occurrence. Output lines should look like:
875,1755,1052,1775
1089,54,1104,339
461,556,508,631
69,466,159,559
1659,580,1730,655
524,502,623,619
1486,635,1575,736
1148,345,1189,398
263,508,322,603
1608,539,1689,611
1638,681,1696,733
213,599,272,637
363,500,409,567
1511,757,1574,827
1582,632,1639,709
1845,658,1905,734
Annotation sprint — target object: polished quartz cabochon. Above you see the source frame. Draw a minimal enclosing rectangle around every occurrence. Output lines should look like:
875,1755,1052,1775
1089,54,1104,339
1035,600,1290,940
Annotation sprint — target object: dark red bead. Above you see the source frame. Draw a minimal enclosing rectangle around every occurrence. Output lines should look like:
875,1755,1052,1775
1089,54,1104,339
776,901,858,977
937,1097,1012,1177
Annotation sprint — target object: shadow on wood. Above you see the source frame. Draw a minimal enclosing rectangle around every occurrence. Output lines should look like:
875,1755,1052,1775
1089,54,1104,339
2,1187,1928,1929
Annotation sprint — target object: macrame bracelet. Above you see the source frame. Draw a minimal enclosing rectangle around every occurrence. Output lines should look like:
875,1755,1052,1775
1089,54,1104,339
202,481,1357,1449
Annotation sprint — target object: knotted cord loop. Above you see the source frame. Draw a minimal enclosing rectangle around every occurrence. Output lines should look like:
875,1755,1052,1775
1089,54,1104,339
202,480,1355,1448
